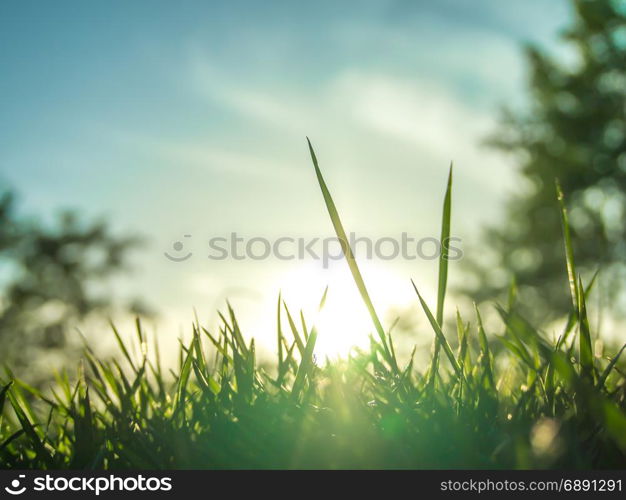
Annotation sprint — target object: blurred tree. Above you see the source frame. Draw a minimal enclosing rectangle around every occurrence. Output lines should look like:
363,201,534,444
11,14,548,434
0,189,148,377
466,0,626,321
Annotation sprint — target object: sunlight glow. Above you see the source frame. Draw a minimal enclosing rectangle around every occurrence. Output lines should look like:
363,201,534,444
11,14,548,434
274,261,412,359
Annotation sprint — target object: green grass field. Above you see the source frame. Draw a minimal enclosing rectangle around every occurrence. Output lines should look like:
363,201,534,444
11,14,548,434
1,142,625,469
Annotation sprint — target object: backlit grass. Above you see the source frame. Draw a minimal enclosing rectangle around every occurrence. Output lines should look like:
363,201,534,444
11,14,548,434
1,142,625,469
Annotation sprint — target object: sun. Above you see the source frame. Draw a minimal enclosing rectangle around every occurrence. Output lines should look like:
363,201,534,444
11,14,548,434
274,260,412,359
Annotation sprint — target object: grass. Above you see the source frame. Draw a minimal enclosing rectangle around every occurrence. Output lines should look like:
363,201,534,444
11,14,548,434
1,142,626,469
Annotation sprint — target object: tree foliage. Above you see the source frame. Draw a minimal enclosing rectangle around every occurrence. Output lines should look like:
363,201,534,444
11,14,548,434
468,0,626,320
0,189,144,376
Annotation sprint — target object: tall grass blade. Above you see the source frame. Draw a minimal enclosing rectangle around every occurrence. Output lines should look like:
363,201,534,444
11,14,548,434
306,138,393,367
429,164,453,385
577,276,594,381
556,181,578,311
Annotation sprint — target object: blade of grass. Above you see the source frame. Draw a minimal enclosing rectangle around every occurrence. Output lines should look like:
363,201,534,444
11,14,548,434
429,164,453,385
556,180,578,311
0,429,24,453
306,138,394,368
318,285,329,311
110,321,137,374
597,343,626,389
577,276,594,381
557,269,598,350
411,280,464,383
283,301,305,356
474,304,495,390
277,292,284,377
0,381,12,415
291,327,318,400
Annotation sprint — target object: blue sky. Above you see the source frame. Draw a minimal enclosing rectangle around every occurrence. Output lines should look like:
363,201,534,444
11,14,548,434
0,0,573,356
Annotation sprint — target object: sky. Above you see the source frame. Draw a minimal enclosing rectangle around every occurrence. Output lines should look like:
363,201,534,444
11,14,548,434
0,0,573,358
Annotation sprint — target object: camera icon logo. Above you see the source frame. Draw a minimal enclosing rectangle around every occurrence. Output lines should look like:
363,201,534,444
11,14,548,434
4,475,26,495
164,234,193,262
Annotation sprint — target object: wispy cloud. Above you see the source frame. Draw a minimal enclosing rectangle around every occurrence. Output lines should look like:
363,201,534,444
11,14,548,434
188,55,514,197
